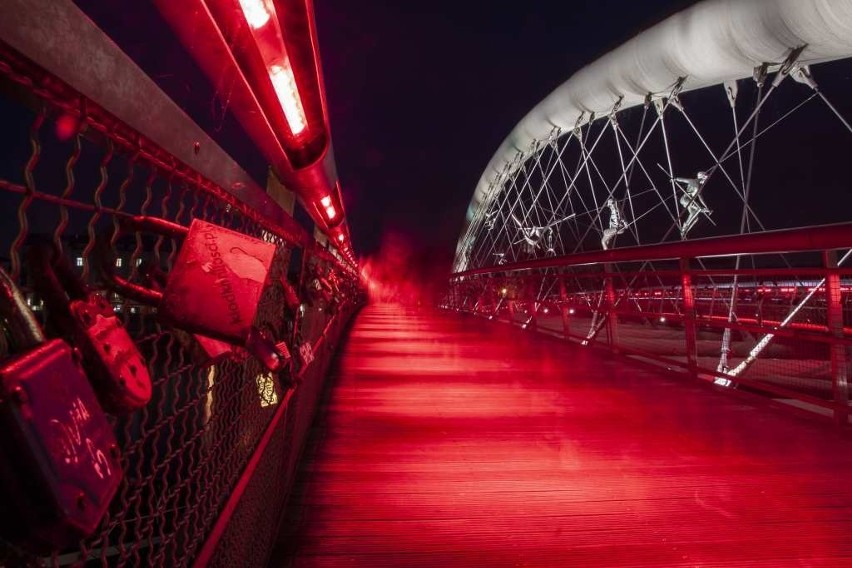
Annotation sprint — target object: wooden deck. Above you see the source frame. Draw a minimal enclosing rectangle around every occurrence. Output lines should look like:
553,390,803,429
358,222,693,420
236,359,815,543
269,304,852,567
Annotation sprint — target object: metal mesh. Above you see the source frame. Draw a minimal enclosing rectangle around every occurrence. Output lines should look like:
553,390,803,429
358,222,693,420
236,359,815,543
0,40,356,567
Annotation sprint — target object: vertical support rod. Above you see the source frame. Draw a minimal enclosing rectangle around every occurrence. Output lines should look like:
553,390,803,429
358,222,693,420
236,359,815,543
603,263,619,351
508,281,517,325
825,250,849,426
452,278,459,310
559,273,571,339
527,272,538,331
680,257,698,379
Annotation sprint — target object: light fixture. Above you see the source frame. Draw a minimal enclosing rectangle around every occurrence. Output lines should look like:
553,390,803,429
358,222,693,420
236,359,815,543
237,0,309,137
237,0,271,29
268,63,307,135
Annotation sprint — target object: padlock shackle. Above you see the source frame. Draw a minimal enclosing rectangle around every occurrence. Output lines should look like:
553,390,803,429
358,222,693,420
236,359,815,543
103,273,164,306
28,244,101,340
0,266,46,351
29,243,90,302
119,216,189,240
92,231,165,307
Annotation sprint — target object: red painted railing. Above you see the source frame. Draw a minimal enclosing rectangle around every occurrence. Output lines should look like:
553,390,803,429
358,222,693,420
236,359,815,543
446,224,852,425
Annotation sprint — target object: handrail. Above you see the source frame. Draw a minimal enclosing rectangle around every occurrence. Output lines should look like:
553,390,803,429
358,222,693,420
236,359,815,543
452,222,852,278
446,222,852,426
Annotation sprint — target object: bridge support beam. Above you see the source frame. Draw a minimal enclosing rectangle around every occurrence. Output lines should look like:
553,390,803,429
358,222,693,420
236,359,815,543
680,258,698,380
825,251,850,426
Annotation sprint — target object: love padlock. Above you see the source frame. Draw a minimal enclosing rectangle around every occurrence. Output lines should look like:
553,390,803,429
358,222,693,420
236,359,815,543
134,260,239,367
103,216,291,372
0,267,122,551
28,244,152,415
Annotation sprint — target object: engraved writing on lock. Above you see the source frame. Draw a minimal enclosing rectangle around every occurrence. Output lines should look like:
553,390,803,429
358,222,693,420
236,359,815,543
48,397,111,478
201,229,243,326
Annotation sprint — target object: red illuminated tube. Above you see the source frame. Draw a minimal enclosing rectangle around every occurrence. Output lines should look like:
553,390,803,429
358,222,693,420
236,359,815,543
238,0,309,137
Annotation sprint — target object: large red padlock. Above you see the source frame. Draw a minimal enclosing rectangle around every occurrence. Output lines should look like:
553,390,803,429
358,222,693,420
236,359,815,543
0,267,122,551
103,216,292,372
28,244,152,414
135,260,240,366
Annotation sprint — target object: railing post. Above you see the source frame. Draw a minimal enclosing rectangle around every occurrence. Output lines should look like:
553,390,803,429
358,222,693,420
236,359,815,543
507,277,517,325
452,277,460,310
824,250,849,426
559,273,571,339
603,263,619,351
680,257,698,379
527,273,538,331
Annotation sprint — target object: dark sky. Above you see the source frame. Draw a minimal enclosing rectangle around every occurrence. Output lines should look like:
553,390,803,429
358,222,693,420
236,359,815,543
0,0,693,270
314,0,691,259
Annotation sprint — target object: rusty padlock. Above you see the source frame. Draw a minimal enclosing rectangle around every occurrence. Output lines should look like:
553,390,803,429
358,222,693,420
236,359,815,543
104,216,291,372
28,244,152,415
0,267,122,551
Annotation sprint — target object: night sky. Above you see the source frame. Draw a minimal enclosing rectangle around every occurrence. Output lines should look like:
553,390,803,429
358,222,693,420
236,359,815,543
314,0,691,262
11,0,847,290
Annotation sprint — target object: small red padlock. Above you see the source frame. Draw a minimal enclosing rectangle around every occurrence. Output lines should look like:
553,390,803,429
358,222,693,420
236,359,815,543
29,244,152,414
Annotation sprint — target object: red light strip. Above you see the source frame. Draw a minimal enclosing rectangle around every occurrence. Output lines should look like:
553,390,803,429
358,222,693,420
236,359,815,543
237,0,308,136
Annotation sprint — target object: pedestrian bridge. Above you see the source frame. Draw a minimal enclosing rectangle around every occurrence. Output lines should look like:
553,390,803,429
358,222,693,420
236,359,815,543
1,0,851,566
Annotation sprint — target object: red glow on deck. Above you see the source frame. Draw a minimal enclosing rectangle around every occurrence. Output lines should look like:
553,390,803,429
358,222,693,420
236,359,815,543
274,304,852,566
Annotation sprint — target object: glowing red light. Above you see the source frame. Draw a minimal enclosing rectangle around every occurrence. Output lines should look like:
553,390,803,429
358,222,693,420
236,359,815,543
325,205,337,220
320,195,332,207
55,113,79,141
338,234,345,242
238,0,271,29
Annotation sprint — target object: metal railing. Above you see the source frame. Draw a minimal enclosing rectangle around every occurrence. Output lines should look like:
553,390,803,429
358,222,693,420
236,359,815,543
0,8,360,568
445,224,852,426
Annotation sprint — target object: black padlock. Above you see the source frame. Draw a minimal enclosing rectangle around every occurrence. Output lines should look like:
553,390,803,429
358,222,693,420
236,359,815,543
28,244,152,415
0,267,122,551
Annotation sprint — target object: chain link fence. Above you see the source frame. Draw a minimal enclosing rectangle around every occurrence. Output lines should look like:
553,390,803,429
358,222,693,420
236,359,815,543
0,36,359,567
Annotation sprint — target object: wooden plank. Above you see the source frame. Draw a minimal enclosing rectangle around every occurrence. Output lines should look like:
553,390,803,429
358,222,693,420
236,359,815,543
269,304,852,567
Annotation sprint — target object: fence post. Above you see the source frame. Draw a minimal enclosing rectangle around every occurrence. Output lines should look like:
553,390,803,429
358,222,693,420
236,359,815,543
603,263,619,352
824,250,849,426
680,257,698,379
527,273,538,331
559,273,571,339
507,276,517,325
